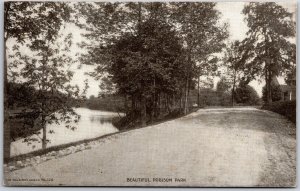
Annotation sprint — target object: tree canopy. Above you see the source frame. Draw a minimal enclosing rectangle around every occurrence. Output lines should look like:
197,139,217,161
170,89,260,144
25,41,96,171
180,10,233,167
5,2,86,151
242,2,296,104
76,2,229,120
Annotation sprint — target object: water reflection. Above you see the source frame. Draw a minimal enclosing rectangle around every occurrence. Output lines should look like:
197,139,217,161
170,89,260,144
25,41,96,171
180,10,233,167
11,108,122,157
89,115,116,124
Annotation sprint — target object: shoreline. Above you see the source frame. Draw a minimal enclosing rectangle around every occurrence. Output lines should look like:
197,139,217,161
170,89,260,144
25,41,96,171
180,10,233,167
6,107,198,165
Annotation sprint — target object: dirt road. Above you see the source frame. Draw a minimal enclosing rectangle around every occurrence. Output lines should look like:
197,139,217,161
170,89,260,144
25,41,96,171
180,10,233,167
4,107,296,187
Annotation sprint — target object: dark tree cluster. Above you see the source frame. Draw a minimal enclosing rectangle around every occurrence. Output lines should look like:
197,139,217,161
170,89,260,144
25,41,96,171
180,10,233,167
223,2,295,106
76,2,228,127
108,20,187,125
241,2,296,104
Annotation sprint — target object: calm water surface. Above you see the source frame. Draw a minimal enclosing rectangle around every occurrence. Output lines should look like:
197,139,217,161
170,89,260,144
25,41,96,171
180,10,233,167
11,108,122,157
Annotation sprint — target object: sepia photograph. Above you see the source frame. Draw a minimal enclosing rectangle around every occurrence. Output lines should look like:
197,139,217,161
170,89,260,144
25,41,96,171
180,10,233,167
3,0,297,187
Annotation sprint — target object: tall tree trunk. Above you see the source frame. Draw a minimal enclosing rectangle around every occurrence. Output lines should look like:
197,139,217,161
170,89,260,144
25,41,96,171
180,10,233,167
232,70,236,107
124,95,128,116
183,76,189,114
4,3,11,161
268,70,272,103
265,65,272,105
131,95,135,110
4,36,10,161
167,96,171,114
197,75,200,107
180,92,183,111
187,80,191,105
264,32,272,105
140,95,147,127
157,93,161,117
42,116,47,150
152,78,155,121
184,55,192,114
179,95,182,110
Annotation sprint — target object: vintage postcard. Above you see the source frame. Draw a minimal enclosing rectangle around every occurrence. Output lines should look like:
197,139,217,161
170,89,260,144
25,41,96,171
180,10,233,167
3,0,296,187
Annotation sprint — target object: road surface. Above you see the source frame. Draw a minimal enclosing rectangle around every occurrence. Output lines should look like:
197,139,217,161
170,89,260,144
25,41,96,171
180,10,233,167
4,107,296,187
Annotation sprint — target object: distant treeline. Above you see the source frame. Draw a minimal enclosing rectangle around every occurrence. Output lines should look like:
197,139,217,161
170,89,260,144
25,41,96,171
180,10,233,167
182,85,261,108
83,84,261,113
82,95,125,113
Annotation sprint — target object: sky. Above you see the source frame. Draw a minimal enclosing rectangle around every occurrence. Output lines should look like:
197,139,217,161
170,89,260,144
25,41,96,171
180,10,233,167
8,1,297,98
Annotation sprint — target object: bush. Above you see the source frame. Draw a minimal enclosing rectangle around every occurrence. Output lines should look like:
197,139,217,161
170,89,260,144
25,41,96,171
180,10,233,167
113,108,185,131
234,85,260,105
9,112,41,140
262,100,296,123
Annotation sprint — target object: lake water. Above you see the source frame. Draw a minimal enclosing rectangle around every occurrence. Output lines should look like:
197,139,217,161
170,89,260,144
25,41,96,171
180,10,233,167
11,108,121,157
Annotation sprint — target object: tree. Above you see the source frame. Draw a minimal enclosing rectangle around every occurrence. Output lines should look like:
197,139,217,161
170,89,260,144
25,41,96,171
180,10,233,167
107,19,186,126
285,66,296,86
6,82,36,110
5,2,86,151
4,1,72,160
234,84,260,105
195,57,219,107
89,95,96,100
224,40,254,106
216,77,231,95
216,77,232,106
262,85,282,103
242,2,296,105
76,2,167,117
76,2,171,79
77,2,228,115
169,2,228,113
12,31,87,150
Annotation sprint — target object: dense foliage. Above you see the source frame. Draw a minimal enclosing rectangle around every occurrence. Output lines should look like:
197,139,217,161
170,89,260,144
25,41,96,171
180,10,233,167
77,2,228,126
108,20,186,125
5,2,86,152
234,85,260,105
262,100,296,123
242,2,296,104
262,85,282,102
84,95,125,113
